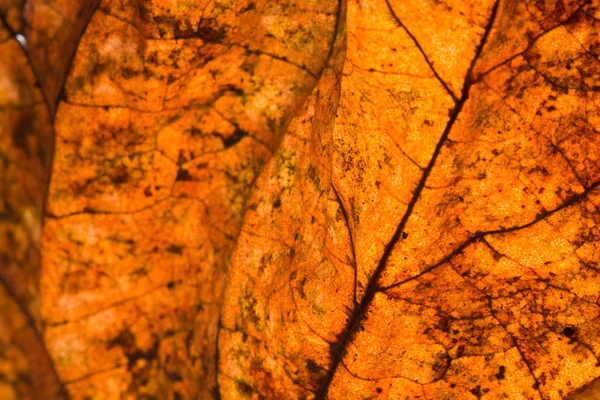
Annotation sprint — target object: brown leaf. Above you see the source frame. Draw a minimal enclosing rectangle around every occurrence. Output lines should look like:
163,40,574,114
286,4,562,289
0,0,24,33
24,0,99,114
0,14,64,400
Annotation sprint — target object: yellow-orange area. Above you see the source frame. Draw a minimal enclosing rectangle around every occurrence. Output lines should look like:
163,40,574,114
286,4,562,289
1,0,600,399
39,0,339,398
219,1,600,399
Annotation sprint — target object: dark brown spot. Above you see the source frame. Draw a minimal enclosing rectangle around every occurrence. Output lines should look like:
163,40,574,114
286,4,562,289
495,365,506,380
563,326,576,338
166,244,184,255
176,168,192,181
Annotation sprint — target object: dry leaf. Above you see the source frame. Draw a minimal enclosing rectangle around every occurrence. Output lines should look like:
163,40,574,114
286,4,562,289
0,10,64,399
219,1,600,399
37,0,340,398
2,0,600,399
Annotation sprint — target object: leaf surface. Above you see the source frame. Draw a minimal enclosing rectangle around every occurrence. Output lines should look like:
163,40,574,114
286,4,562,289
3,0,600,399
24,0,99,114
0,12,64,400
218,1,600,399
38,0,341,398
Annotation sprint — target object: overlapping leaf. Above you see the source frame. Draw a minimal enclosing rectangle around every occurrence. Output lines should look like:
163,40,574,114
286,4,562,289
0,11,64,400
2,0,600,399
37,0,341,398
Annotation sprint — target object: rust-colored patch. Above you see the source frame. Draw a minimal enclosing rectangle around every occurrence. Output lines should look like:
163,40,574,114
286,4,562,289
0,14,64,400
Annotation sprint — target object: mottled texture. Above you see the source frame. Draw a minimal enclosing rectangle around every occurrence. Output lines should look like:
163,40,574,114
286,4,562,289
3,0,600,399
219,7,347,397
569,376,600,399
24,0,99,113
0,0,24,33
39,0,341,398
219,0,600,399
0,15,64,400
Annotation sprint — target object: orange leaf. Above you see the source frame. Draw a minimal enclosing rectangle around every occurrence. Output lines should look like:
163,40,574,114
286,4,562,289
219,1,600,399
3,0,600,399
38,1,340,398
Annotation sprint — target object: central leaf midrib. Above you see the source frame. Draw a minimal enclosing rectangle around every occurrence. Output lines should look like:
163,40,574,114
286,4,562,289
314,1,501,397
